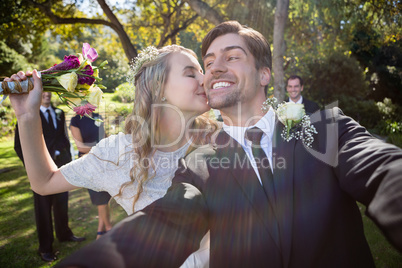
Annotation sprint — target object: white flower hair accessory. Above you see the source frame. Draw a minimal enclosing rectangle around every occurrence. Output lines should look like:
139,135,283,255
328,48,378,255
127,46,159,85
262,97,318,147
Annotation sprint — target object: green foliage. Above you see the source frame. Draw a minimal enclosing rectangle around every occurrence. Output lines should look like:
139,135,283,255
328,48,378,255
114,105,132,118
306,52,369,103
0,99,17,139
351,26,402,105
375,98,402,135
387,133,402,148
112,82,135,103
0,41,32,77
304,52,382,129
222,0,276,40
338,95,381,130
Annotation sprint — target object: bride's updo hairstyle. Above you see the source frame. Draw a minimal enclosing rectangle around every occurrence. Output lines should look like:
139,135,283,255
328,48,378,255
120,45,218,212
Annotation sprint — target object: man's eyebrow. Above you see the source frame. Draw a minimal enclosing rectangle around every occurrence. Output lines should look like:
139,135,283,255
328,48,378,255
224,45,247,55
203,45,247,61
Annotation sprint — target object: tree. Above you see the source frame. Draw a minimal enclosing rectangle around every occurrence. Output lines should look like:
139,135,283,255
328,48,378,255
0,41,31,77
184,0,223,24
24,0,137,60
306,52,382,128
13,0,220,63
273,0,289,102
284,0,401,106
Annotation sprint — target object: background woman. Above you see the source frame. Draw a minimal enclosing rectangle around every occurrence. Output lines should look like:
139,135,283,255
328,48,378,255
70,111,112,239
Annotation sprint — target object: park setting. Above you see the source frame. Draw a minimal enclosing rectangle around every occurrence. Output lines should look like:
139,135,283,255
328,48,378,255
1,0,402,267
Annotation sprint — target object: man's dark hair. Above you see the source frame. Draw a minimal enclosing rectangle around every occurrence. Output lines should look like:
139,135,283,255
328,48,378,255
287,75,303,86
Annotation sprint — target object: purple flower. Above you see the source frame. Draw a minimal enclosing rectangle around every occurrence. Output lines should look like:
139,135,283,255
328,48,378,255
82,43,98,63
43,55,80,73
78,65,96,85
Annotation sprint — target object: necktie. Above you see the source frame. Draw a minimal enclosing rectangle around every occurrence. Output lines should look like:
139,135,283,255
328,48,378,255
245,127,281,247
245,127,276,202
46,109,56,131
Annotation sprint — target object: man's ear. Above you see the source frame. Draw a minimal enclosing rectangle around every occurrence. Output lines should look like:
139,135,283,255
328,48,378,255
301,85,304,92
260,67,271,87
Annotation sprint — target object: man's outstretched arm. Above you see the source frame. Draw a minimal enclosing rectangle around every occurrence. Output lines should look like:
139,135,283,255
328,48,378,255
57,181,209,268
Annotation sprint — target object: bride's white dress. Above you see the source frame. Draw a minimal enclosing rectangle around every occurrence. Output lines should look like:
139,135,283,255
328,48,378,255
60,132,209,267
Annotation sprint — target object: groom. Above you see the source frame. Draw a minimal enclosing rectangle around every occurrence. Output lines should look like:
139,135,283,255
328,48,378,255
58,21,402,267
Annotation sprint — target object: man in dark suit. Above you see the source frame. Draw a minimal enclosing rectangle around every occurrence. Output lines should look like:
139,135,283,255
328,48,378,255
58,21,402,268
286,75,320,115
14,92,85,262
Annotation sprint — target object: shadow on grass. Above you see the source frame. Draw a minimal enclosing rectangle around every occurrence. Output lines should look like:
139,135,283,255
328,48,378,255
0,139,126,267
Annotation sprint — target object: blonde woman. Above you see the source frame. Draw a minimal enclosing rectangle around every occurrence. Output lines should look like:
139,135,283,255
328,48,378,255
7,45,218,267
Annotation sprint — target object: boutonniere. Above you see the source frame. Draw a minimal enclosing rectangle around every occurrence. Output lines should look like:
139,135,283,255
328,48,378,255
55,109,62,121
262,97,317,147
93,115,101,127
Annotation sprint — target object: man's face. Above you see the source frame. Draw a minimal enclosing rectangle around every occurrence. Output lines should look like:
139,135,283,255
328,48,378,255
203,33,269,114
286,78,303,102
41,92,52,107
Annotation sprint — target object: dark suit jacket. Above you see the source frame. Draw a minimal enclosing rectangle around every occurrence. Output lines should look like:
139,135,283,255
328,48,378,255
302,97,320,115
286,96,320,115
15,106,72,167
58,108,402,268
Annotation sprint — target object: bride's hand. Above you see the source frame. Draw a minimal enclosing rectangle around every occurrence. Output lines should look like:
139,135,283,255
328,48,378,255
5,70,43,120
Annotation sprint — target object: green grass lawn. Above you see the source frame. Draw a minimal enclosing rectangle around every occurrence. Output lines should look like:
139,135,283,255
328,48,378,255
0,137,401,267
0,138,126,267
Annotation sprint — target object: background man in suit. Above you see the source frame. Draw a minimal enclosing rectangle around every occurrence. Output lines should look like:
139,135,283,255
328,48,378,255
59,21,402,268
286,75,320,115
14,92,84,262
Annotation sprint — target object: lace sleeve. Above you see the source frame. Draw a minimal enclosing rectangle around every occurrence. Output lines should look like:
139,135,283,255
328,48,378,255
60,133,130,192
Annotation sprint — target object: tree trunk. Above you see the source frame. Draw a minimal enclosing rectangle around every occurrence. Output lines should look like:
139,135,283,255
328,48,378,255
27,0,138,62
184,0,224,25
97,0,137,61
273,0,289,102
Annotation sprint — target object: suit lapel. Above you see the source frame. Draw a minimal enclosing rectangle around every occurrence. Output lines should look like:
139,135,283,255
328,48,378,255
272,118,295,268
215,131,282,251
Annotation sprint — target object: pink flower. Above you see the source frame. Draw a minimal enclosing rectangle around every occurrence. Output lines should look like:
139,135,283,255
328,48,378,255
73,103,97,116
43,55,80,73
82,43,98,63
78,65,96,85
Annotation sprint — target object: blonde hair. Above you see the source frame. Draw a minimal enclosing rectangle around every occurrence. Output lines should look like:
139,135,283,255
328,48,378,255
117,45,219,212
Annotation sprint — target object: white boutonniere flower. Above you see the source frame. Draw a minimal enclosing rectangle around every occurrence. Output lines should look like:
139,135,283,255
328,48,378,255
262,97,318,147
55,109,62,121
93,115,101,127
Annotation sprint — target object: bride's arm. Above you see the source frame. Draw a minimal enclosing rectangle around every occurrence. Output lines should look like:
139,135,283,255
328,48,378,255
7,70,78,195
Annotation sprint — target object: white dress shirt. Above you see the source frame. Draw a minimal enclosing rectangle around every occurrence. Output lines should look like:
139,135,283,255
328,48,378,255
40,105,57,129
40,105,60,156
222,109,275,185
289,95,303,104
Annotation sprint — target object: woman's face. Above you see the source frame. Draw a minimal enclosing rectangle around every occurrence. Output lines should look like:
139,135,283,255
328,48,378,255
163,52,209,118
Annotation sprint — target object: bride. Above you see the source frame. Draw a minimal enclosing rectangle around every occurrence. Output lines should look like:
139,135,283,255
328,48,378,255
6,45,219,267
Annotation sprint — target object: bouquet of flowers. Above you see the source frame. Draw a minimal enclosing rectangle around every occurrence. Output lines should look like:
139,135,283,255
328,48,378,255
0,43,108,119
